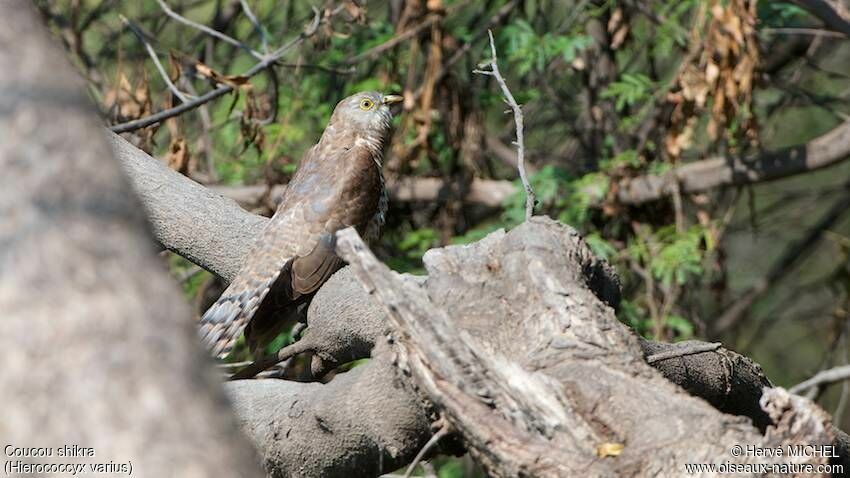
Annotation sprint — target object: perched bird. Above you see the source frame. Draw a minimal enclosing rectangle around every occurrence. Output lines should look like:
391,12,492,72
199,91,403,359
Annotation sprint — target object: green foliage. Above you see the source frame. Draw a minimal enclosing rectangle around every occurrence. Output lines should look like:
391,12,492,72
501,166,607,231
167,254,211,298
500,20,591,75
617,299,651,336
386,227,440,273
585,232,618,261
600,149,642,172
664,314,695,339
600,73,654,112
758,1,809,27
437,459,465,478
629,225,707,287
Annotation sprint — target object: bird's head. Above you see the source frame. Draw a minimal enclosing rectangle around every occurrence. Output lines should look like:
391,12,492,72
329,91,404,138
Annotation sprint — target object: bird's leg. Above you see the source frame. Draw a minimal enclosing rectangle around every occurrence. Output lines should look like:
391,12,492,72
229,340,311,380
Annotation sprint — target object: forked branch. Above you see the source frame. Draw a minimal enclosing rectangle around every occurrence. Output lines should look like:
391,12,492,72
474,30,535,220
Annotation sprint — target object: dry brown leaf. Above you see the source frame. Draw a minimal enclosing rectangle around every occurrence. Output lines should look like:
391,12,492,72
193,58,251,90
165,135,192,174
664,0,759,158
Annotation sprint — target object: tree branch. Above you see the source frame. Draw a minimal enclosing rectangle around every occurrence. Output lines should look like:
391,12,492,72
335,219,835,476
155,0,264,59
474,30,535,220
618,118,850,205
790,0,850,38
792,365,850,395
109,132,266,282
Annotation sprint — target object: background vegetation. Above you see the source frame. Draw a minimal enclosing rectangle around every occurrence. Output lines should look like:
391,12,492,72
37,0,850,475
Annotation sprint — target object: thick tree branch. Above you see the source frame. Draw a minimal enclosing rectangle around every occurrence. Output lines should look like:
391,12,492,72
618,118,850,205
110,132,266,282
226,349,431,478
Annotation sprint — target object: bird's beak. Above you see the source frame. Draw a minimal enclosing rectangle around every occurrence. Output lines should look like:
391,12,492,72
382,94,404,105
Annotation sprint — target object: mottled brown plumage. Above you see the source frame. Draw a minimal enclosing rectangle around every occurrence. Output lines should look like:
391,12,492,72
199,91,401,358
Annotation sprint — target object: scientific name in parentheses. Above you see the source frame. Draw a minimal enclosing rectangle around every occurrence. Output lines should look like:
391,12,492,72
4,445,95,457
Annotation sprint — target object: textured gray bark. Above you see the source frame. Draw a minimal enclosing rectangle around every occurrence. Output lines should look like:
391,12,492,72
226,348,431,477
110,132,266,282
337,219,835,476
0,3,263,477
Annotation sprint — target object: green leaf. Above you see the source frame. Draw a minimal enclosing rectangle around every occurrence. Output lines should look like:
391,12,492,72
600,74,654,111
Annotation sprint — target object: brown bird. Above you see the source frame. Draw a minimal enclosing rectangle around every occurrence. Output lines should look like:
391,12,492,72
200,91,403,359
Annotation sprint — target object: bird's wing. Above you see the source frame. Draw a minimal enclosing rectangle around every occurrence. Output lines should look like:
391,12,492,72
199,140,382,358
199,203,318,358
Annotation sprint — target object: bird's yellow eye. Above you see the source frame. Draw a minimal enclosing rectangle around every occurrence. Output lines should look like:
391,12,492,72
359,98,375,111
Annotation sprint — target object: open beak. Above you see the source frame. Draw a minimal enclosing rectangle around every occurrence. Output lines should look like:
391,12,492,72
382,94,404,105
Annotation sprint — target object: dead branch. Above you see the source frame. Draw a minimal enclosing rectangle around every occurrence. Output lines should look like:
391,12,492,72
120,14,190,103
155,0,264,59
209,176,515,210
335,219,835,476
792,365,850,395
474,30,535,220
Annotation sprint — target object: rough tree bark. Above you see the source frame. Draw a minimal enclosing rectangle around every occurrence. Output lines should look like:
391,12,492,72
0,3,263,476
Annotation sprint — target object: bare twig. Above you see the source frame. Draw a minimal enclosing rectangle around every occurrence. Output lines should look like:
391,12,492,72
473,30,535,220
120,15,190,103
403,418,450,478
230,340,311,380
239,0,270,54
155,0,264,59
790,365,850,394
109,8,325,133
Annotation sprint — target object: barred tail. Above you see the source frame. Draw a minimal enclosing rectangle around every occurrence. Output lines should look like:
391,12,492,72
198,269,281,359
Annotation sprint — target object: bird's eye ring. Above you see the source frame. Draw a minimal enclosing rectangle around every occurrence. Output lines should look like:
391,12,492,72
359,98,375,111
